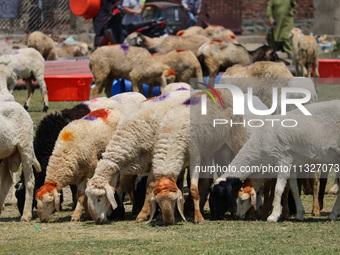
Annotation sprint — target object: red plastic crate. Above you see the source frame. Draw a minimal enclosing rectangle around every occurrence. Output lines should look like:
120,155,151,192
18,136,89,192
45,75,93,101
318,59,340,84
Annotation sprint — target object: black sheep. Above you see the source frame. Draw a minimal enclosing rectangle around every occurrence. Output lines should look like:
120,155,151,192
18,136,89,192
15,103,90,215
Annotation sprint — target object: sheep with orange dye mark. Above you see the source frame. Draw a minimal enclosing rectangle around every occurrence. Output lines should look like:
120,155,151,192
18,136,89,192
146,88,248,224
85,89,191,224
203,25,238,44
290,27,319,78
176,26,205,37
36,109,122,222
0,94,41,221
152,50,203,84
89,45,176,98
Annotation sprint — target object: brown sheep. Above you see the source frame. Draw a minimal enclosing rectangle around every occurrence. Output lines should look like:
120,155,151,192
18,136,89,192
27,31,58,60
89,45,175,98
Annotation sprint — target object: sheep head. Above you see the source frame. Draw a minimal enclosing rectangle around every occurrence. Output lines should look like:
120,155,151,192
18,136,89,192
209,178,242,220
36,181,60,223
163,68,176,85
75,42,89,57
85,176,117,224
148,177,186,225
235,179,256,220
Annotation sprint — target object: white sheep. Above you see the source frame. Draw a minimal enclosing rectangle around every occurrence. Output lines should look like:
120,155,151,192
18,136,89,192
176,26,205,36
147,88,248,224
0,94,41,221
219,62,318,113
290,27,319,78
35,109,121,222
152,49,203,84
212,100,340,222
89,44,176,98
0,48,49,112
161,82,192,95
27,31,58,60
85,89,191,224
124,32,209,55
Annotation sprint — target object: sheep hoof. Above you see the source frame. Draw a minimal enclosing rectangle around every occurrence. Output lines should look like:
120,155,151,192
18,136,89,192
311,211,320,217
266,215,278,223
196,219,205,225
43,105,48,113
328,213,338,221
136,217,148,223
23,103,28,111
20,215,31,222
71,217,80,222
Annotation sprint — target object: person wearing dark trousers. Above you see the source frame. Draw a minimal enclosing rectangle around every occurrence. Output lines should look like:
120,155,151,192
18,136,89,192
93,0,124,48
182,0,202,29
25,0,42,33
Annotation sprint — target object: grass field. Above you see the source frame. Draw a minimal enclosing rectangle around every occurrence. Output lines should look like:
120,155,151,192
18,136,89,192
1,84,340,254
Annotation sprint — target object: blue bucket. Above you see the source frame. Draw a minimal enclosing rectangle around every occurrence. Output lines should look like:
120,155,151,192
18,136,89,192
111,79,160,97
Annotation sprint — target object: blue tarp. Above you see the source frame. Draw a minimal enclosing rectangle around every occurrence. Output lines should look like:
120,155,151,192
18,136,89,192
112,79,160,97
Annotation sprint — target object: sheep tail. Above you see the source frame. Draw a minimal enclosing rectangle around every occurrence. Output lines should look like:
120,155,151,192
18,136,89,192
32,153,41,173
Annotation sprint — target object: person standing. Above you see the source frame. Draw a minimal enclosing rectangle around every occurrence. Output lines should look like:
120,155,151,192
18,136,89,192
122,0,142,35
267,0,297,58
25,0,42,33
182,0,202,29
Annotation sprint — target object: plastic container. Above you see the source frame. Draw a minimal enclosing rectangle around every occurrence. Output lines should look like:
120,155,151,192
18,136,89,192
70,0,101,19
45,75,93,101
317,59,340,84
111,79,160,98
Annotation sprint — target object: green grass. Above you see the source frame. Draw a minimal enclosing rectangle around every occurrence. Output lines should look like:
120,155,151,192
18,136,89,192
1,85,340,254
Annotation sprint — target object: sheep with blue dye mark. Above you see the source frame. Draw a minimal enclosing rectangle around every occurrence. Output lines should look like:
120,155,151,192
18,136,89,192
0,93,41,221
85,90,191,224
36,109,122,222
89,45,176,98
0,48,49,112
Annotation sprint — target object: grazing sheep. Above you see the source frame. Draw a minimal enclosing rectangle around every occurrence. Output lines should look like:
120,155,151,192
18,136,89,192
290,27,319,78
89,45,176,98
27,31,58,60
36,109,122,222
197,40,279,79
124,32,209,55
219,62,318,113
203,25,238,43
152,50,203,84
147,88,248,224
211,100,340,222
56,42,90,58
85,90,191,224
15,103,91,216
0,48,49,112
0,94,41,221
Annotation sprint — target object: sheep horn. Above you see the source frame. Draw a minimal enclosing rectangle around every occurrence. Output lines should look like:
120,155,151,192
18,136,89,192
176,189,187,222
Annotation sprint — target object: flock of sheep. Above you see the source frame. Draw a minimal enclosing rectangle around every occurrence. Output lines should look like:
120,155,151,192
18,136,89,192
1,24,339,226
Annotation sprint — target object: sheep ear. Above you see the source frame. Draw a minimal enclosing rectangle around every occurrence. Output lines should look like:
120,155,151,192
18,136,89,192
147,195,157,224
105,183,117,210
53,189,61,212
250,187,256,208
176,189,187,222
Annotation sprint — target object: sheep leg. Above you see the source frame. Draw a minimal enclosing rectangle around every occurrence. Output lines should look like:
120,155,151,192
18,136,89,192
329,189,340,220
312,176,320,216
318,171,328,211
23,79,34,111
313,58,319,78
136,174,155,222
104,74,114,97
267,177,287,222
189,165,205,224
288,177,304,221
259,179,275,219
35,75,49,112
21,154,35,221
0,159,12,215
198,177,213,212
71,181,87,221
